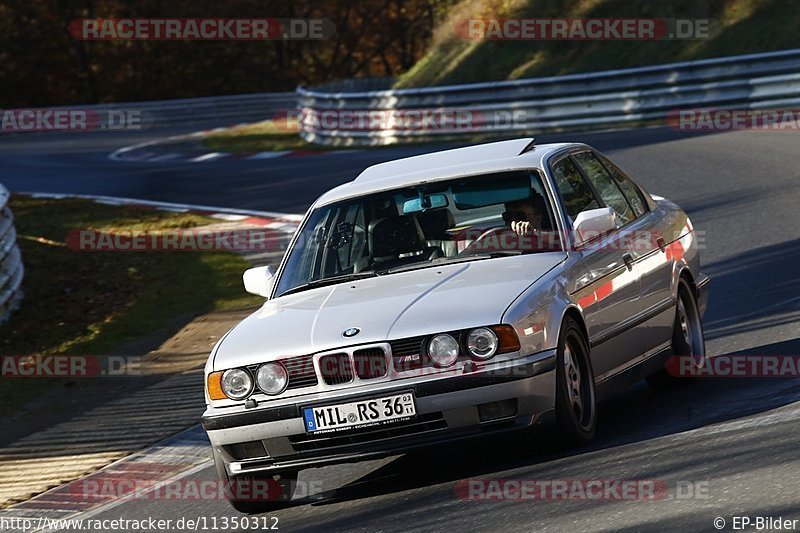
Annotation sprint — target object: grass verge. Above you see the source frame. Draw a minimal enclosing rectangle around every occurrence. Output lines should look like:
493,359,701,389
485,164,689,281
0,197,261,415
396,0,800,88
201,120,332,153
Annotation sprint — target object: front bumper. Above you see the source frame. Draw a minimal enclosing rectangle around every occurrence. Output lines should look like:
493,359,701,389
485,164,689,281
203,350,557,476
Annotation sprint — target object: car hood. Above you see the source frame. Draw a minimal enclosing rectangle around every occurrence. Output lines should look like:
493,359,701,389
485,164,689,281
213,252,565,370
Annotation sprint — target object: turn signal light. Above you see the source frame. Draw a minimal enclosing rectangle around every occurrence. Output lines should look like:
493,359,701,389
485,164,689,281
207,371,226,400
492,325,521,354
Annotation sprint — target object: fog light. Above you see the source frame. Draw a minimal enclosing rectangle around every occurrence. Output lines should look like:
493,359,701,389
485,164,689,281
225,440,268,460
478,399,517,422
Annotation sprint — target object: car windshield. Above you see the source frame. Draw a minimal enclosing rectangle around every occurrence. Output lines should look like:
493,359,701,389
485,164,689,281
274,171,563,297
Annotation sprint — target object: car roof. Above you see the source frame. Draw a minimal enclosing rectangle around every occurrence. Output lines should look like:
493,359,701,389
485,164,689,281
313,139,583,207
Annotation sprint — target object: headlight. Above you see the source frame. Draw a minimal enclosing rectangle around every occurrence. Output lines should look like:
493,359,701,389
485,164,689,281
256,362,288,395
221,368,253,400
467,327,498,359
428,334,459,367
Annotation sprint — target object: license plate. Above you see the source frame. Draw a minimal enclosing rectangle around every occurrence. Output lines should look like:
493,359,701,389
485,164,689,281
303,392,416,434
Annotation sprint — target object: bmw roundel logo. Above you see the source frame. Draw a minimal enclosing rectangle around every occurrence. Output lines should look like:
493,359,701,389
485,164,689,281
343,327,360,338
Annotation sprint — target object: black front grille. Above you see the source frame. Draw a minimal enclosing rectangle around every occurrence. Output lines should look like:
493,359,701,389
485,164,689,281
283,354,318,390
390,336,427,371
353,348,388,379
288,412,447,452
319,353,353,385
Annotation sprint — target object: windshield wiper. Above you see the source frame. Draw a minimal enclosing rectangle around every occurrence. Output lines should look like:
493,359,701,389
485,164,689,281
470,251,524,257
383,251,525,274
279,271,378,297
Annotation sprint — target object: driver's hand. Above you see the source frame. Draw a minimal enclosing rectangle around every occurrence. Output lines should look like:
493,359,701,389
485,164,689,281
511,220,537,236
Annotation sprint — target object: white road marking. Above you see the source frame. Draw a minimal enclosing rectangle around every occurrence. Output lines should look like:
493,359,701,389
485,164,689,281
209,213,249,221
190,152,227,162
248,150,291,159
148,152,182,162
108,141,157,161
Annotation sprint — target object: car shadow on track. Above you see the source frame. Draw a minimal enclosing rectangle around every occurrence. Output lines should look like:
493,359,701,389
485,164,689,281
301,350,800,509
703,237,800,341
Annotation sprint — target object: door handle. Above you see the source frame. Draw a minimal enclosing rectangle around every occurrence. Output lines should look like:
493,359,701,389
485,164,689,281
656,237,667,252
622,253,634,271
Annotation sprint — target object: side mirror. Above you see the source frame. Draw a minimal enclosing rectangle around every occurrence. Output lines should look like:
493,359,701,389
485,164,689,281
573,207,617,245
243,266,275,298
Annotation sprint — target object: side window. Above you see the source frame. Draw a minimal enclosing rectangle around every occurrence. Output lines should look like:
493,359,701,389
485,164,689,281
598,155,648,217
551,157,600,221
572,152,635,226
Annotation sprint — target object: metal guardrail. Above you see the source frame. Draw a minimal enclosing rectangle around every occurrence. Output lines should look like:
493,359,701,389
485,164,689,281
1,92,296,133
0,183,23,324
296,49,800,145
93,92,297,128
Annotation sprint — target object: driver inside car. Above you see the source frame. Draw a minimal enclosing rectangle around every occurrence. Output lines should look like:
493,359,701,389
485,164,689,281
503,197,544,236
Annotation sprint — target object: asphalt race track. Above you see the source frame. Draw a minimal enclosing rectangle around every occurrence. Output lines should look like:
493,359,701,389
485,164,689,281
2,125,799,531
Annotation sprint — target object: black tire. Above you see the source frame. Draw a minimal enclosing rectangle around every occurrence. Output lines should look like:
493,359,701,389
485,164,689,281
554,316,597,446
212,447,296,514
646,279,706,390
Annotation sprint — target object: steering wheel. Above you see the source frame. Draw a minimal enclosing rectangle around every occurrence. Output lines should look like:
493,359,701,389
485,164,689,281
461,226,514,254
